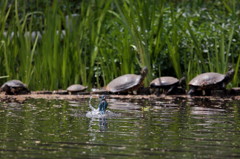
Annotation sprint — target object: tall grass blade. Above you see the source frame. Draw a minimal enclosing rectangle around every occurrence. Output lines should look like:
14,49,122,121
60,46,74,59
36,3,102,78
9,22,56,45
0,0,239,89
0,75,8,79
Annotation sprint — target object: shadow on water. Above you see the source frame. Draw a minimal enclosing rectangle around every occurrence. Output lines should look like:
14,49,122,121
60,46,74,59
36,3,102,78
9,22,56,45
0,97,240,158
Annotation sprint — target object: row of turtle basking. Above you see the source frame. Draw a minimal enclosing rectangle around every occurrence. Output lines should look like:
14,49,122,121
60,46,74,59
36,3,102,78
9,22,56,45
0,67,235,96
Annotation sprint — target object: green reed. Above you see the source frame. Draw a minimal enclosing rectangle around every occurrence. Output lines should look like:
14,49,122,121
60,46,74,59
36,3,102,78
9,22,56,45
0,0,239,90
0,76,8,79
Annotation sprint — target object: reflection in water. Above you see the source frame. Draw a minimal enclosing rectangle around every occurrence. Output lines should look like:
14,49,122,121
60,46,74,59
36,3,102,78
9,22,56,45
99,117,108,131
88,117,108,133
0,98,240,158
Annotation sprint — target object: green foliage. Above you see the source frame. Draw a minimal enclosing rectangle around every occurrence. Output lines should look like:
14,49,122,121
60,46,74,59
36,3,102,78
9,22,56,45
0,0,239,90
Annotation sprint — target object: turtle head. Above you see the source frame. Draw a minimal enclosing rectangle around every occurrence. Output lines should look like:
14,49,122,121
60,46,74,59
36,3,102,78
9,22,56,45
140,67,148,77
179,76,186,89
0,84,7,92
224,68,235,84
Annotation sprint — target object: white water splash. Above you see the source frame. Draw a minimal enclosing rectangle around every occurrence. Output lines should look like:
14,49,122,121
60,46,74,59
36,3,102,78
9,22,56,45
86,96,120,118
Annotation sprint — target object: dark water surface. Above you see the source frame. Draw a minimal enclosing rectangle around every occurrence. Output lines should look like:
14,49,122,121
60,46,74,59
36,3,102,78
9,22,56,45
0,97,240,158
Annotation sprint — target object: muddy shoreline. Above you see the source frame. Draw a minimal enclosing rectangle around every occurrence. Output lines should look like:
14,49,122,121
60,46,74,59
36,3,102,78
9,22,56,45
1,91,240,103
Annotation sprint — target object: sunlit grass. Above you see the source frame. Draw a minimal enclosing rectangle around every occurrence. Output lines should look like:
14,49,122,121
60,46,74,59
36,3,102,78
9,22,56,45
0,0,239,90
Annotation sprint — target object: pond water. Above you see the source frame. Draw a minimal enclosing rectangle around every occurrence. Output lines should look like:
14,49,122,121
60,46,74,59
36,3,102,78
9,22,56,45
0,97,240,158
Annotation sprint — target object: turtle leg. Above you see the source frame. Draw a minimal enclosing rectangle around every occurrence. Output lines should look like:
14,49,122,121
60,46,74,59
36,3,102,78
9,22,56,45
12,88,19,95
179,77,186,90
5,87,14,95
166,86,175,95
188,87,196,96
2,85,11,95
153,87,162,96
132,90,137,95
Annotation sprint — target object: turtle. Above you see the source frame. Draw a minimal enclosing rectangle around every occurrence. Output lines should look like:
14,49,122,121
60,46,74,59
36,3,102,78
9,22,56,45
188,69,235,96
150,76,186,95
67,84,87,95
0,80,30,95
106,67,148,94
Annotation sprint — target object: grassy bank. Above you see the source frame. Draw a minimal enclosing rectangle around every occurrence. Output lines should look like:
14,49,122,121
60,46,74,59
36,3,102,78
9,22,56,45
0,0,239,90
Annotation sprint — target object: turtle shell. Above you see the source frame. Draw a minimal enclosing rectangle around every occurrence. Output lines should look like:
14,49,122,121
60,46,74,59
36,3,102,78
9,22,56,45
106,74,142,93
189,72,225,87
1,80,27,89
67,84,87,92
1,80,30,95
150,76,179,87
